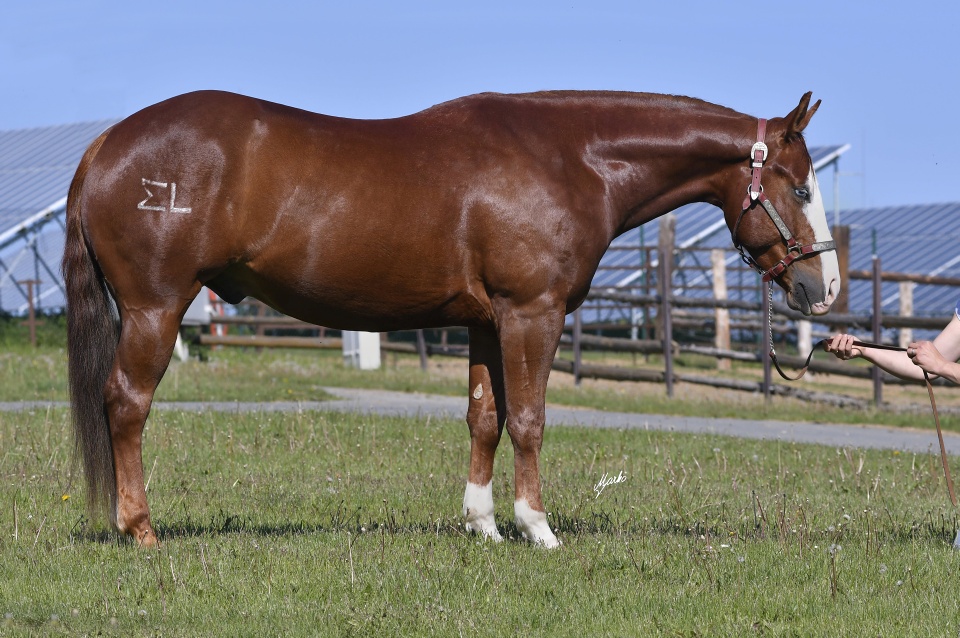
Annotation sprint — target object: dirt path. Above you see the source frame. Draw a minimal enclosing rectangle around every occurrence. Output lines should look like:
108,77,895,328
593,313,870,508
4,387,958,455
312,387,960,456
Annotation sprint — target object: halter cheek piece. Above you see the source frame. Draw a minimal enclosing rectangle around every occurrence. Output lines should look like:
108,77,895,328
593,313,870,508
731,119,836,282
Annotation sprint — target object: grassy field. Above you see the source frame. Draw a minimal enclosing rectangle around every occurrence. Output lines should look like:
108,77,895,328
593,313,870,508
3,340,960,432
2,405,959,636
3,320,960,635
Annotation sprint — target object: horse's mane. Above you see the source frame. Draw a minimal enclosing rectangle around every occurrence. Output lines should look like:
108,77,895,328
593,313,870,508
426,90,744,119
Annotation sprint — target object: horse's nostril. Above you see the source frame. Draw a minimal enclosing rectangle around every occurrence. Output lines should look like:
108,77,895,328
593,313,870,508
793,281,813,315
826,278,840,304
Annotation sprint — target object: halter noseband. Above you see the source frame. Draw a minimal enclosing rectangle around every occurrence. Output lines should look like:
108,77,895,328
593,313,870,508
732,119,836,282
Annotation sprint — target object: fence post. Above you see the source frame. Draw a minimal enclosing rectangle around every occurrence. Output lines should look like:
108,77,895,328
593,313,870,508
659,214,675,397
898,281,914,349
255,302,268,337
18,279,42,348
797,319,813,370
832,225,850,318
416,329,429,371
872,255,883,406
642,239,653,356
343,331,382,370
797,320,812,371
573,307,583,386
711,249,730,371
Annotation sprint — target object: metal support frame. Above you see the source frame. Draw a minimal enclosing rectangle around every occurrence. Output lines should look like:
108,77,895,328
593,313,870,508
0,199,67,314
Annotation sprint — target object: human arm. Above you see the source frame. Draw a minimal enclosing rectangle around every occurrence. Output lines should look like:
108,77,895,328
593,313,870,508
825,315,960,383
909,315,960,383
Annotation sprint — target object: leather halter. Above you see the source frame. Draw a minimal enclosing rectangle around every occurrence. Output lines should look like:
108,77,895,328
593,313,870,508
732,119,836,282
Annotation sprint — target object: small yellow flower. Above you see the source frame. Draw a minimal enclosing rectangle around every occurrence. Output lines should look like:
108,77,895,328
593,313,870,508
61,494,70,501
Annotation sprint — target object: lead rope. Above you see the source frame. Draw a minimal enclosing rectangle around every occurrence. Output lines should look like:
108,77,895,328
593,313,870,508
767,314,957,507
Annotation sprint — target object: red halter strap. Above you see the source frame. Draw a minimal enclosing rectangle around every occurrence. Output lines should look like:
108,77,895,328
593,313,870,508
745,119,768,206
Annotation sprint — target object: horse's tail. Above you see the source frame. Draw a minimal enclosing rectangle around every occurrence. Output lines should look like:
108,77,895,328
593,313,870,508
61,127,119,521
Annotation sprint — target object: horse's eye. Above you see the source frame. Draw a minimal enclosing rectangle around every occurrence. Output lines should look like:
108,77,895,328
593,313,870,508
794,187,810,203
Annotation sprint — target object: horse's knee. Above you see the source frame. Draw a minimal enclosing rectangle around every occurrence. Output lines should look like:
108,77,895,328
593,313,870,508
505,408,544,453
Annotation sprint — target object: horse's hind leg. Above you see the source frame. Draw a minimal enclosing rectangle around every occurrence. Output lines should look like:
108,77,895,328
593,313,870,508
462,327,506,541
103,302,185,546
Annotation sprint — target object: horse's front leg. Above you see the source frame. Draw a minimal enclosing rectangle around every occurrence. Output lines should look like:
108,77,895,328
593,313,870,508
496,302,565,548
462,327,507,541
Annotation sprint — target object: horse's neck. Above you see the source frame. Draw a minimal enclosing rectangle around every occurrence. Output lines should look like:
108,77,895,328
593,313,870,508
579,101,755,236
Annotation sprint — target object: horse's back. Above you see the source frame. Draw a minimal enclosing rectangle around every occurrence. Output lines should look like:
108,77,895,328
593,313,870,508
76,90,609,329
76,92,498,326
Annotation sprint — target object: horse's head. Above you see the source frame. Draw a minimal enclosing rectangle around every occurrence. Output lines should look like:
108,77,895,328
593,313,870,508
723,93,840,316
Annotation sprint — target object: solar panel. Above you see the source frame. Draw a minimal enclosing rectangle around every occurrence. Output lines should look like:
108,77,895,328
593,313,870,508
0,119,119,312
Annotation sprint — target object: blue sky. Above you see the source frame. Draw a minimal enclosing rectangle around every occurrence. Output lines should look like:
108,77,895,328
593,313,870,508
2,0,958,210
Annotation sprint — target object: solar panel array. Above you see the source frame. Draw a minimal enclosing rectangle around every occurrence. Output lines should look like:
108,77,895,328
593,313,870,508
0,119,118,233
843,202,960,317
0,119,120,313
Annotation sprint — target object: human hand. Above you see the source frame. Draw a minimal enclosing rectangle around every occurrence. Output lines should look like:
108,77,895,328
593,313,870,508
825,334,863,360
907,341,946,376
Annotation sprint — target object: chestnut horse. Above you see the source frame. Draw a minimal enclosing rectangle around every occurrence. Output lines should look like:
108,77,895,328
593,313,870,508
62,90,839,547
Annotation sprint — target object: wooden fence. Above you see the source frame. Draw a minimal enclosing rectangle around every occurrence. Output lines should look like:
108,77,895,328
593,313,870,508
194,218,960,409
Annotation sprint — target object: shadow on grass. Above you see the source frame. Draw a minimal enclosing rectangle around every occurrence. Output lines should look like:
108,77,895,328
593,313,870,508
552,509,959,546
69,506,959,547
155,510,470,542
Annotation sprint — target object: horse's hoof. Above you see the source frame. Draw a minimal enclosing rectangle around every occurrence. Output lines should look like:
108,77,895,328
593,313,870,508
135,529,159,548
465,521,503,543
514,501,560,548
529,535,562,549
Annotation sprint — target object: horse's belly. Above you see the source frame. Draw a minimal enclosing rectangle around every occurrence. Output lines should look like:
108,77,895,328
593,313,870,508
208,263,491,332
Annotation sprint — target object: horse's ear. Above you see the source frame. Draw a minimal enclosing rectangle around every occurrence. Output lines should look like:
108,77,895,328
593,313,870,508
784,92,820,141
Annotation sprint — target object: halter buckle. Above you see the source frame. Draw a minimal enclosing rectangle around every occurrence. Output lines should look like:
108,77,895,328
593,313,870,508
750,141,768,167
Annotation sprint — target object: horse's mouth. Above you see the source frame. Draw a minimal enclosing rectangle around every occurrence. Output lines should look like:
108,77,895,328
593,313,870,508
809,301,833,316
787,286,833,317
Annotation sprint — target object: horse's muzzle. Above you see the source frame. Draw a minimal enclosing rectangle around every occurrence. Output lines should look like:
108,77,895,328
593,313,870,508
788,271,835,316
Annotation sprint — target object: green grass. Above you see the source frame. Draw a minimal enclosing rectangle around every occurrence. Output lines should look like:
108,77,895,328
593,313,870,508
0,313,67,351
4,344,958,432
2,407,960,636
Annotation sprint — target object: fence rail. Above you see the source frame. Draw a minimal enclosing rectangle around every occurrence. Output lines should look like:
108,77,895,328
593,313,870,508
193,220,959,408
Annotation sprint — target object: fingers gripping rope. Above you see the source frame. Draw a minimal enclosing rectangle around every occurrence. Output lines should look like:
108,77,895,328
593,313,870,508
771,338,957,508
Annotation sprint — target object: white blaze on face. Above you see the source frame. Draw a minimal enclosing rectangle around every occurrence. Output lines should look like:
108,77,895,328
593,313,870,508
804,167,840,314
463,482,502,542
